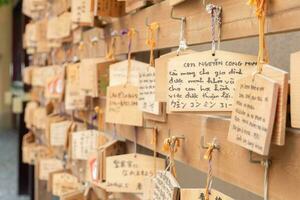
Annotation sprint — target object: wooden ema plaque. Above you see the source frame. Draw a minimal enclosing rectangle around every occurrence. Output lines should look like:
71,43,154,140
151,171,180,200
44,65,65,100
180,188,233,200
228,74,279,155
60,191,85,200
138,65,161,115
36,19,50,53
93,0,125,17
32,107,48,129
79,58,114,97
65,63,86,110
52,172,81,197
105,153,165,193
291,51,300,128
50,120,72,147
167,50,257,112
105,85,143,126
155,50,196,102
47,12,71,40
22,132,36,164
109,60,148,87
86,151,99,183
71,0,94,26
38,158,64,181
71,130,100,160
31,66,56,87
261,64,288,146
98,140,126,182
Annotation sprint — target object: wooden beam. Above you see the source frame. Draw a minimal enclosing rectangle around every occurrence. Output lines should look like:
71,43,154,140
108,0,300,55
93,97,300,199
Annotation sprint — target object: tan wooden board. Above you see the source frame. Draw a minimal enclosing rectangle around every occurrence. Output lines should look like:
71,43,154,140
109,60,149,87
262,65,288,146
290,51,300,128
94,0,125,17
71,0,94,26
50,120,72,147
109,0,300,55
82,28,106,58
79,58,113,97
181,188,233,200
98,140,126,182
105,85,143,126
38,158,64,181
71,130,101,160
24,101,39,128
228,74,279,155
47,12,71,40
60,190,85,200
100,99,300,199
167,50,257,112
143,102,167,122
86,151,100,183
35,19,50,53
105,153,165,193
169,0,185,6
151,171,180,200
44,65,65,101
65,63,86,110
138,65,162,115
155,50,196,102
125,0,146,13
52,172,81,196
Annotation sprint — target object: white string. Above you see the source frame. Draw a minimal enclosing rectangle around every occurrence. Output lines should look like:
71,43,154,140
264,161,270,200
206,4,222,55
177,17,188,55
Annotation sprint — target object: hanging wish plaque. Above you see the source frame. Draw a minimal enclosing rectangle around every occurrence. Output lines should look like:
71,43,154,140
138,65,161,115
290,51,300,128
167,50,257,112
109,60,148,87
151,171,180,200
105,85,143,126
228,74,279,155
71,130,100,160
105,153,165,193
155,50,196,102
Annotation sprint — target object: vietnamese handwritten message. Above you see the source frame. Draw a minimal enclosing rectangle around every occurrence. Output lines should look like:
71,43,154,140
167,51,257,111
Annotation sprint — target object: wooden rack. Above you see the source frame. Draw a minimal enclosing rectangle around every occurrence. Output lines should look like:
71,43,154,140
89,0,300,199
110,0,300,55
26,0,300,199
88,97,299,200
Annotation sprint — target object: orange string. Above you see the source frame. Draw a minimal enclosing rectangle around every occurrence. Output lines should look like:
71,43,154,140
248,0,269,73
146,22,159,67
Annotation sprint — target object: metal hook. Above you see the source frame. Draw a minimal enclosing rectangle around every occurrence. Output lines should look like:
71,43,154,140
249,151,271,200
201,136,220,150
249,151,271,165
170,8,188,55
170,7,186,21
